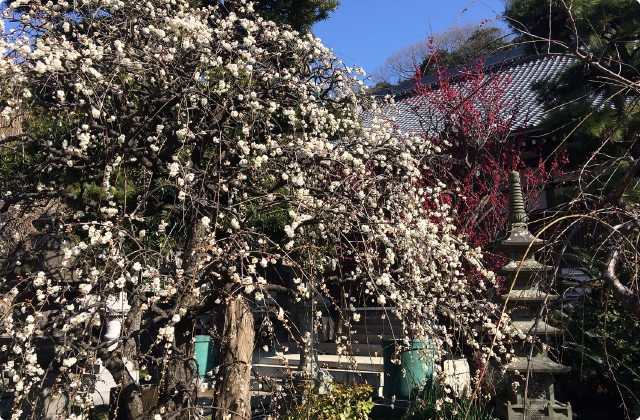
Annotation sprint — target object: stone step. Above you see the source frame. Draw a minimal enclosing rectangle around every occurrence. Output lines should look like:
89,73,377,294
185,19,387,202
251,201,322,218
254,339,387,357
250,364,385,398
251,365,384,385
254,352,385,372
357,314,403,324
346,323,403,335
339,307,403,321
346,331,404,343
315,342,383,357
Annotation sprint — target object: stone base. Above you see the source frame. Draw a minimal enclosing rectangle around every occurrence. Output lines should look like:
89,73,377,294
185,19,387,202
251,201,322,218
91,359,138,405
496,397,572,420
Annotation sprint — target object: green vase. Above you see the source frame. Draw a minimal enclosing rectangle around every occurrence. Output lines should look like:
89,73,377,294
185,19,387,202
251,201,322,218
194,335,217,377
382,339,435,399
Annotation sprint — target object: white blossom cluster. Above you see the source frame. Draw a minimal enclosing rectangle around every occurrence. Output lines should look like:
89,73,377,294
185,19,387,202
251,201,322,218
0,0,514,418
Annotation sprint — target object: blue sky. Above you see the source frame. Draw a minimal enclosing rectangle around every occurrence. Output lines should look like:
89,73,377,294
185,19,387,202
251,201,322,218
312,0,507,77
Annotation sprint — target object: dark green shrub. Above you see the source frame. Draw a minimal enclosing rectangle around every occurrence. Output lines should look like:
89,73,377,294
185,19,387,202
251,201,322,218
286,383,375,420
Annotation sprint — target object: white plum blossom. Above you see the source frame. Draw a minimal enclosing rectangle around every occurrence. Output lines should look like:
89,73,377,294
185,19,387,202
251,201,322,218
168,162,179,177
0,0,509,416
79,284,92,294
63,357,77,367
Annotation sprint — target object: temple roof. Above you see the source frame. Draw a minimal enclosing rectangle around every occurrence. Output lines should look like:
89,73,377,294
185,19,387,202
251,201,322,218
362,47,577,134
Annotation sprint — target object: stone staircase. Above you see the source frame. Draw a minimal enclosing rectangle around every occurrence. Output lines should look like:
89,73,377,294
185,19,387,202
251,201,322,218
251,352,386,395
250,307,404,397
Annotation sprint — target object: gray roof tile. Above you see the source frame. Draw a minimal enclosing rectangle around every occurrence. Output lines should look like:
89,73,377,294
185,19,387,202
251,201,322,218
362,47,576,134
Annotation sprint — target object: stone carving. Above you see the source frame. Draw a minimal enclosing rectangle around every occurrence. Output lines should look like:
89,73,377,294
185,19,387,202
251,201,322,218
508,171,528,228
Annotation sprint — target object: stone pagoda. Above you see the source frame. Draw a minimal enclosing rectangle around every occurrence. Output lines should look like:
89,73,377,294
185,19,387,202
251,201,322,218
496,171,572,420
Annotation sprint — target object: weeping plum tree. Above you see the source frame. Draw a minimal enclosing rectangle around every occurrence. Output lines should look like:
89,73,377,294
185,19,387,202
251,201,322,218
0,1,517,419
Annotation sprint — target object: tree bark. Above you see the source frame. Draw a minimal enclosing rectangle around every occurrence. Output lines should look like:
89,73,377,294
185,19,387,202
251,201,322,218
212,296,254,420
604,247,640,320
102,351,145,420
163,316,198,419
100,303,145,420
159,209,205,418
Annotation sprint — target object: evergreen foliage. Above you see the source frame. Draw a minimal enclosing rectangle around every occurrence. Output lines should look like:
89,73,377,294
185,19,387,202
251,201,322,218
504,0,640,154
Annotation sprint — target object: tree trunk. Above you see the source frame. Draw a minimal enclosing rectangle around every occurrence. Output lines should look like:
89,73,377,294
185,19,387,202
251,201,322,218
604,247,640,321
103,352,145,420
213,296,254,420
101,303,145,420
162,316,198,419
159,209,205,417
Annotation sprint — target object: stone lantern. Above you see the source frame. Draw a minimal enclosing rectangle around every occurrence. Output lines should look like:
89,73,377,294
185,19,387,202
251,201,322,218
101,290,131,351
91,290,139,405
496,171,572,420
289,299,319,381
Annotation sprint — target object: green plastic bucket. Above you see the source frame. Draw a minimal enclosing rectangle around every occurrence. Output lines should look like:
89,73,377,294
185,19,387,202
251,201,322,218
383,339,435,399
194,335,217,377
